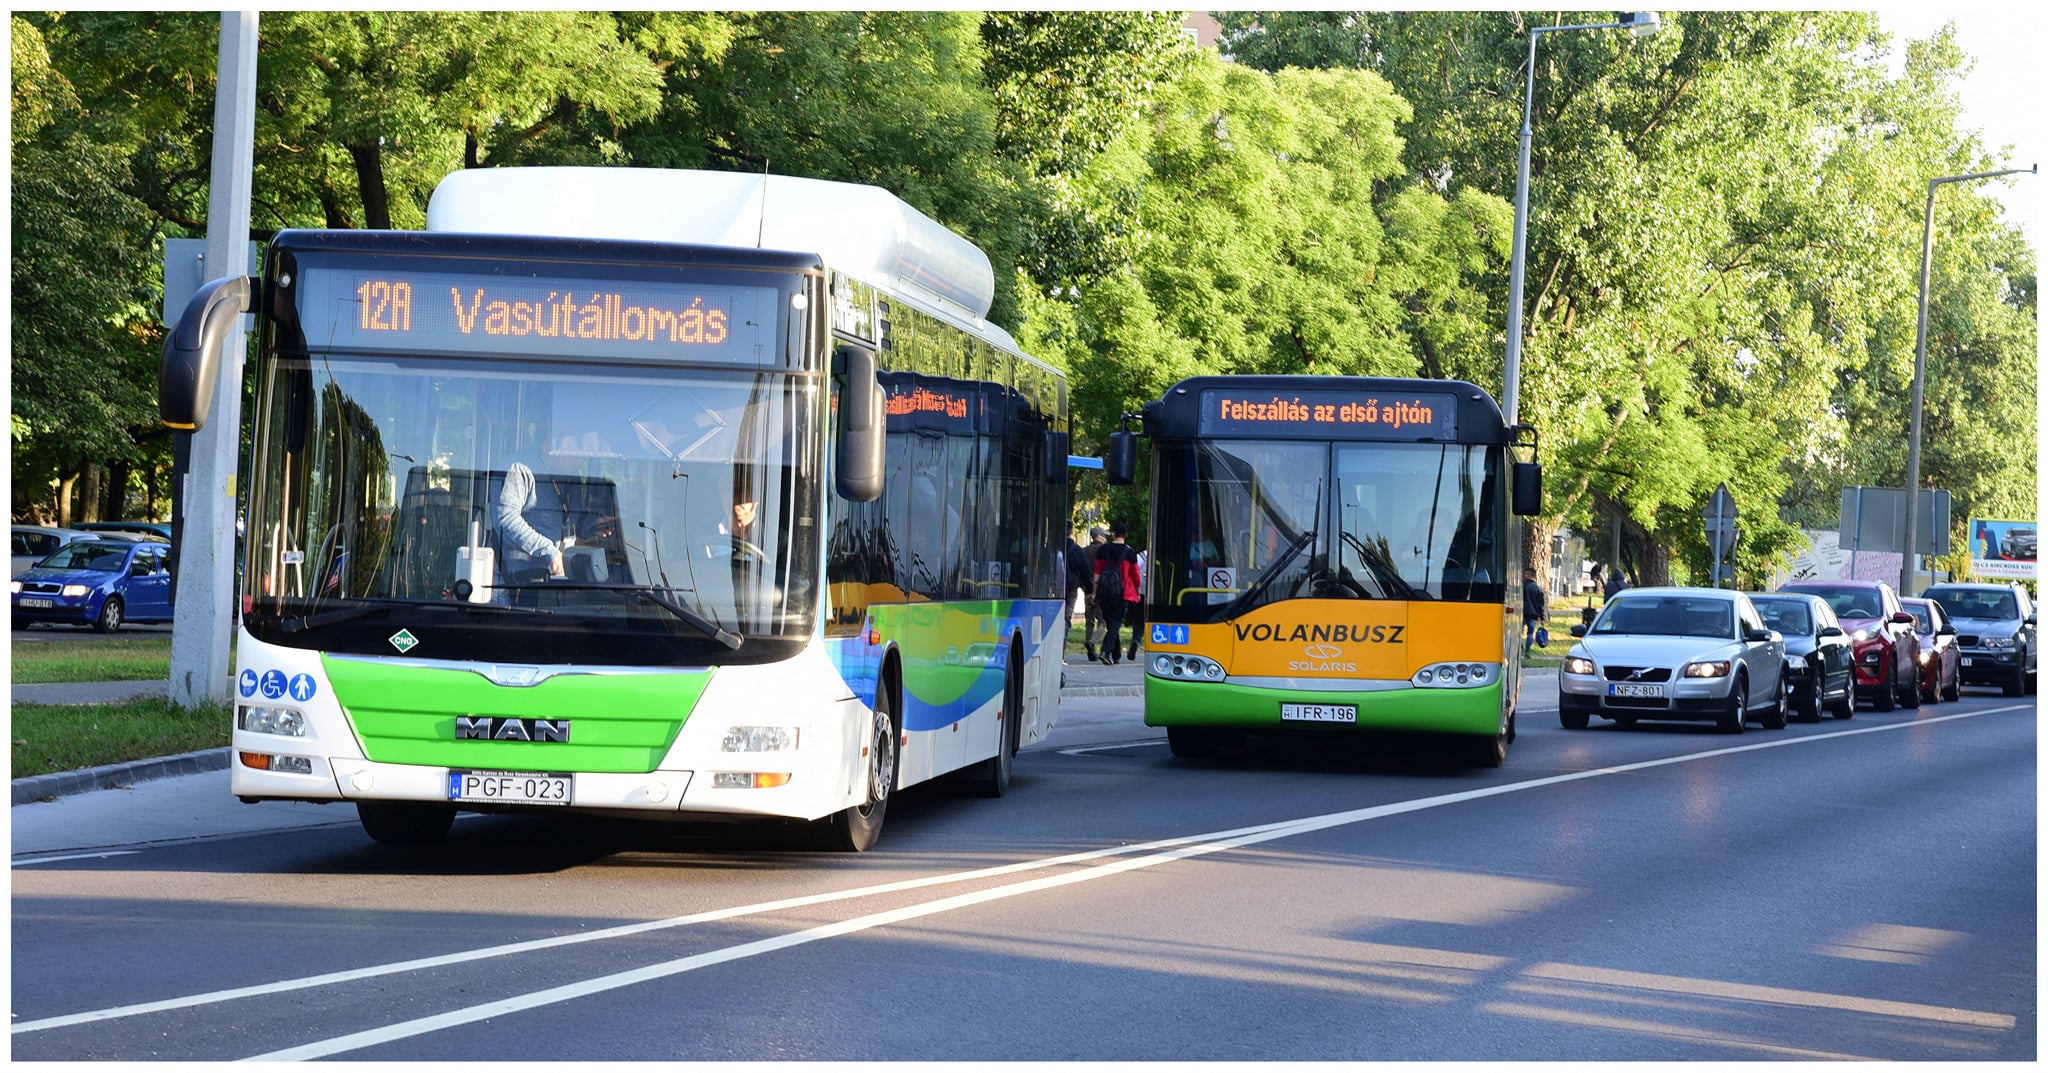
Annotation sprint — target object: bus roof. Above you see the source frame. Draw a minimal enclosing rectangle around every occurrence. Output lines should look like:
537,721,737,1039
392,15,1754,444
426,167,999,332
1142,375,1513,444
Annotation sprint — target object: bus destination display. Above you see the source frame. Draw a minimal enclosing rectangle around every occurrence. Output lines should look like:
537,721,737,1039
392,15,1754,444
301,266,776,364
1198,388,1459,439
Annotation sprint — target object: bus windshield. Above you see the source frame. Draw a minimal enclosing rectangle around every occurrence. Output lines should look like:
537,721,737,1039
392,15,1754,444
243,353,820,665
1150,439,1505,623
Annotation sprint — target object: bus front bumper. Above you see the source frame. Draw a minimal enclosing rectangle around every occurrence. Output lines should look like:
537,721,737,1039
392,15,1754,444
1142,675,1504,737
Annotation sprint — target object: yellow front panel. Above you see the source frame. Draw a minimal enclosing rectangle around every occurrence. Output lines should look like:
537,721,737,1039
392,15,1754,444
1171,599,1506,680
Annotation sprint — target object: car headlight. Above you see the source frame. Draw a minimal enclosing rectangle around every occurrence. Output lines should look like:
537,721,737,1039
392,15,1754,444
60,584,91,597
1982,635,2015,650
1563,656,1596,675
1786,654,1807,671
1683,660,1732,678
1851,627,1874,642
1917,649,1932,665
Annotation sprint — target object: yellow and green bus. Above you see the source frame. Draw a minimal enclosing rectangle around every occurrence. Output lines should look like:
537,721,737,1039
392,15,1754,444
1106,375,1541,766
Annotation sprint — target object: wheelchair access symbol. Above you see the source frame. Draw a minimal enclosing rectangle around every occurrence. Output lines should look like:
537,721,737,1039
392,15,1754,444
1150,623,1189,647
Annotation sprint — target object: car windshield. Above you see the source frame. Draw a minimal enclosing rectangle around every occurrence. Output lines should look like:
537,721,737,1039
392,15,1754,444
39,544,128,572
1787,586,1882,620
1591,595,1734,639
1752,599,1810,635
1925,588,2017,619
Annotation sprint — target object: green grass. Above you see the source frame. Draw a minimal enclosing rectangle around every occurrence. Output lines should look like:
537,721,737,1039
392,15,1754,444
11,634,173,684
11,696,232,780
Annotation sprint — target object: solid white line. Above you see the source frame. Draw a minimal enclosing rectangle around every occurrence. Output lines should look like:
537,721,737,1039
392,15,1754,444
11,850,140,867
11,704,2021,1047
1057,738,1169,755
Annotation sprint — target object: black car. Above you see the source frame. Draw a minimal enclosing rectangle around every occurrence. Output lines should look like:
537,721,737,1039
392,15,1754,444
1748,592,1855,721
2000,526,2036,561
1921,582,2037,696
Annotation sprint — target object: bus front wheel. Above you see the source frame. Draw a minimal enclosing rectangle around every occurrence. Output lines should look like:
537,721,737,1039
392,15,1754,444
357,801,456,845
823,686,898,852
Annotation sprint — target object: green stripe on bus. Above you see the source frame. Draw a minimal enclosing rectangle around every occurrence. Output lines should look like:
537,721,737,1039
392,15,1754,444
323,657,709,773
1142,677,1503,737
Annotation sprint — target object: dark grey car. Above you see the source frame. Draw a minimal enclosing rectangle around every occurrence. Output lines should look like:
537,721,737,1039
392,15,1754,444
1748,592,1856,721
1920,582,2036,697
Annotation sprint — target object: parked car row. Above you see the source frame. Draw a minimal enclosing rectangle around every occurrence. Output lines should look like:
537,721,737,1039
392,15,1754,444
1557,578,2036,733
11,523,178,633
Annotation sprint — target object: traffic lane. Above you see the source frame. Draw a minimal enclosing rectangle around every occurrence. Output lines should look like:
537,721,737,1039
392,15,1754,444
330,695,2030,1062
11,694,2027,1059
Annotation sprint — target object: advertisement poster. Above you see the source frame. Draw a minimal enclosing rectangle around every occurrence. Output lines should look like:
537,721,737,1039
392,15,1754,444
1968,518,2037,579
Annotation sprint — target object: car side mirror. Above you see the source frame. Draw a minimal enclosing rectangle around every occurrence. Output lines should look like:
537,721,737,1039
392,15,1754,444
1746,627,1774,642
1569,624,1587,638
1890,611,1914,625
1938,624,1956,636
1818,625,1845,638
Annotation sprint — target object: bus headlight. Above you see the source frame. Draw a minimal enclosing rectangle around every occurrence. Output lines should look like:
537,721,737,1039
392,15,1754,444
1151,653,1224,681
721,726,797,752
1413,662,1497,688
238,705,307,736
1683,660,1732,678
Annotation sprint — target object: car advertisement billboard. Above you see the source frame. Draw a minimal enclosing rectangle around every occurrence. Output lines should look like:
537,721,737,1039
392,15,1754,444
1968,518,2037,579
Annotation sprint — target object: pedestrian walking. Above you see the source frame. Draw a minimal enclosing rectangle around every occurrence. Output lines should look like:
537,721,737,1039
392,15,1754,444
1092,524,1138,664
1082,526,1110,661
1522,568,1548,658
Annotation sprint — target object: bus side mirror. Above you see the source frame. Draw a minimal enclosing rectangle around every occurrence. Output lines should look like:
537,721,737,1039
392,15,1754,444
159,275,252,432
1511,460,1542,516
835,344,884,502
1105,430,1137,486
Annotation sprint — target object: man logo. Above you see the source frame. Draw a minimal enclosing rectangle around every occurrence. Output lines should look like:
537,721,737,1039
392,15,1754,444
455,716,571,743
1303,643,1344,660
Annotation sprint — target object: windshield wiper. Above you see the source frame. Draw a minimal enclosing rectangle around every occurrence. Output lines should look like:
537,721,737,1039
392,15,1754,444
278,596,550,634
494,581,743,649
1337,532,1425,600
1218,528,1316,619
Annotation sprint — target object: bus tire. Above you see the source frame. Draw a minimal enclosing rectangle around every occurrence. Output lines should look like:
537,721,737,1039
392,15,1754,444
1469,732,1507,768
356,801,455,845
1166,726,1220,759
969,646,1022,798
824,683,897,852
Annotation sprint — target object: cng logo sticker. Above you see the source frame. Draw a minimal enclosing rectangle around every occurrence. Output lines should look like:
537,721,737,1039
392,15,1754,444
388,628,420,654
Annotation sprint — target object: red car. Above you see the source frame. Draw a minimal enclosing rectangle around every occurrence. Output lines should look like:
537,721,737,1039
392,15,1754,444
1902,596,1962,703
1777,580,1922,711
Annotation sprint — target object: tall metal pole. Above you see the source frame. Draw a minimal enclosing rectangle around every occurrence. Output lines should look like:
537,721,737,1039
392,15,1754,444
1899,164,2035,597
169,11,258,708
1500,15,1657,428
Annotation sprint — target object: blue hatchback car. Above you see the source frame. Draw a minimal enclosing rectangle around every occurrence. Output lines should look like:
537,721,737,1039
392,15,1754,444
11,539,175,632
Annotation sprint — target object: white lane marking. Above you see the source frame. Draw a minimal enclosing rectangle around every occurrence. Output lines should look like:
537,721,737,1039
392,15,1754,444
12,704,2023,1046
1058,738,1168,755
11,851,140,867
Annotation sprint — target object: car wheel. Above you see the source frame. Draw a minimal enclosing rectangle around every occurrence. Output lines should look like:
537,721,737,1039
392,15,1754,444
1798,678,1824,723
1873,670,1897,712
822,685,897,851
1898,659,1920,707
1167,725,1223,757
1758,674,1787,730
1920,667,1940,705
93,596,123,634
1717,673,1747,734
356,801,456,845
2004,664,2025,697
1560,710,1590,730
1942,667,1961,703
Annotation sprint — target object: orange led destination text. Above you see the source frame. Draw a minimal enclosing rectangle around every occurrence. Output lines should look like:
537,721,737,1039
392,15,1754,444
356,279,730,346
1217,395,1438,430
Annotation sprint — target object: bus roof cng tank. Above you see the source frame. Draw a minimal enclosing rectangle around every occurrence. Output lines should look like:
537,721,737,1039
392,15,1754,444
425,166,1002,341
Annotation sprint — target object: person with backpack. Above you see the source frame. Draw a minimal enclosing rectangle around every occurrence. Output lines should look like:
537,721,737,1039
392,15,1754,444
1081,527,1110,661
1092,524,1137,664
1522,568,1549,657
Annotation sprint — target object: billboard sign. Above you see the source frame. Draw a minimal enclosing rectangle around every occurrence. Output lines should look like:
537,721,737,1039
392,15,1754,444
1967,518,2037,579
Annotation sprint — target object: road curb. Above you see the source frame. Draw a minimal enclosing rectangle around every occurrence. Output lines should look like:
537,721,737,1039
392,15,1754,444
12,748,229,806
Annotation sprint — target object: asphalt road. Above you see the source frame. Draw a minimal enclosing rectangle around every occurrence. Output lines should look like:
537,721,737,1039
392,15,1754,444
11,679,2036,1061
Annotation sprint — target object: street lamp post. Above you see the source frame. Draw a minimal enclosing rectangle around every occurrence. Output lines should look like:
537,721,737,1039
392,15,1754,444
1502,11,1660,428
1899,164,2036,597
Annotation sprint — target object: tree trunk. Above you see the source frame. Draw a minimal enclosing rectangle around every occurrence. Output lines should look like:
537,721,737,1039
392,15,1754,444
56,472,77,527
78,464,103,523
105,459,131,519
348,141,392,231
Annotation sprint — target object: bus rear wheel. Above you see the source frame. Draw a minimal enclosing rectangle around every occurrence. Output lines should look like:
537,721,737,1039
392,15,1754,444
969,649,1022,798
357,801,456,845
1166,726,1221,759
823,686,897,852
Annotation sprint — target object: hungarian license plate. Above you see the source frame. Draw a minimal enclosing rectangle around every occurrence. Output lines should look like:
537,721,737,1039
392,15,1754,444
1280,702,1357,723
448,770,572,806
1608,682,1665,698
1961,657,1974,667
19,598,53,609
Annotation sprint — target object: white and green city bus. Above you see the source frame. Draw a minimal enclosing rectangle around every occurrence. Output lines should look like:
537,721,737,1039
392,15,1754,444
159,168,1069,850
1105,375,1541,766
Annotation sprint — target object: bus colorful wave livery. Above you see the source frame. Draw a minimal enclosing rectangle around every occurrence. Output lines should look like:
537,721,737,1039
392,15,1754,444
161,168,1069,851
1106,375,1542,766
